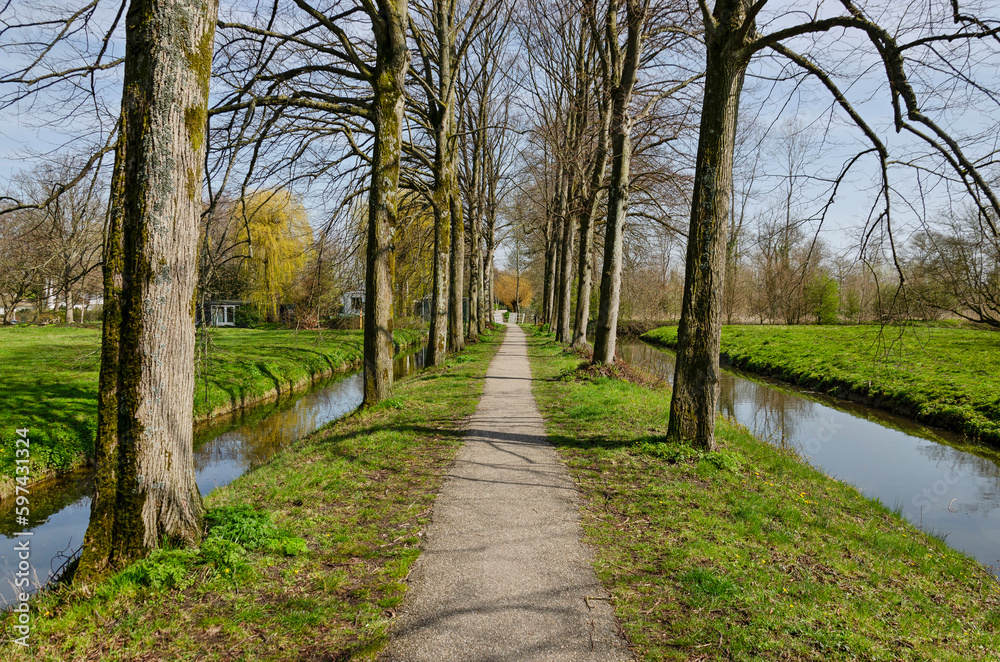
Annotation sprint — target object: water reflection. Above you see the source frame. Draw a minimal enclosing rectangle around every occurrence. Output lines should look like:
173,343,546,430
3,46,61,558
618,339,1000,576
0,344,426,607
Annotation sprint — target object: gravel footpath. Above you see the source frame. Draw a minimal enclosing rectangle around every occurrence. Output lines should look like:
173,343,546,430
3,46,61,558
382,324,632,662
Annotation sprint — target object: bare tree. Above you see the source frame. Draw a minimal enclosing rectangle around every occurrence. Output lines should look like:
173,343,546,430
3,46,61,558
590,0,649,363
669,0,1000,450
211,0,410,404
907,210,1000,327
72,0,220,579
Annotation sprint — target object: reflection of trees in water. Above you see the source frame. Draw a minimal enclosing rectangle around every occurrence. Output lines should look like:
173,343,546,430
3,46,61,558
616,343,675,382
194,408,316,472
619,341,810,447
194,379,366,473
913,441,1000,512
625,339,1000,558
394,346,426,378
732,379,814,449
191,348,425,480
0,472,93,535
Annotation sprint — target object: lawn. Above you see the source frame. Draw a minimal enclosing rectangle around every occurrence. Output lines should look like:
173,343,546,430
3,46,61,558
528,329,1000,661
643,324,1000,444
0,328,502,661
0,325,422,497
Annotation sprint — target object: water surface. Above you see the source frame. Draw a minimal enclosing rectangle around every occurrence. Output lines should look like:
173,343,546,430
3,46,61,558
618,339,1000,576
0,345,426,606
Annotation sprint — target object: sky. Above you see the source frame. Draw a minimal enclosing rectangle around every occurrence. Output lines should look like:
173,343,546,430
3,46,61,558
4,0,1000,270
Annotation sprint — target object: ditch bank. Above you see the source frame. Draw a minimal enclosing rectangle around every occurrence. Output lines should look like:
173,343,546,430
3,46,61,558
641,324,1000,446
0,327,424,501
528,328,1000,660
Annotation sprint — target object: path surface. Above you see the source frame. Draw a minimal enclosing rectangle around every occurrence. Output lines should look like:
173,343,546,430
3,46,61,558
383,325,632,662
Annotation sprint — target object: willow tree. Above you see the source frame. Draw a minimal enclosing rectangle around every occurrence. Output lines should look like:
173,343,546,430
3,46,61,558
668,0,1000,449
238,189,311,321
75,0,219,578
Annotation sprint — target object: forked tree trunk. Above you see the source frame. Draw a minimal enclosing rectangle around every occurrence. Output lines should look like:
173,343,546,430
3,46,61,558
592,0,645,364
77,0,218,580
667,0,750,450
363,3,409,405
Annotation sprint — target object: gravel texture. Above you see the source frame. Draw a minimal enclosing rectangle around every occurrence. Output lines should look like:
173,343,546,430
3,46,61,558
382,324,633,662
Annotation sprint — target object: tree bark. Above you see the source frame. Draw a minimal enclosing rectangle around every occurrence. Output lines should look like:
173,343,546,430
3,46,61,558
592,0,646,364
591,122,631,363
77,0,218,579
364,0,409,405
467,198,482,341
556,205,575,343
572,95,612,347
667,0,751,450
448,172,465,350
428,201,450,364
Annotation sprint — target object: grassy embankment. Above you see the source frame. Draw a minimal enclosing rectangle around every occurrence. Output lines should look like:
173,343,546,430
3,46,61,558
0,327,503,661
528,329,1000,661
643,324,1000,444
0,325,422,496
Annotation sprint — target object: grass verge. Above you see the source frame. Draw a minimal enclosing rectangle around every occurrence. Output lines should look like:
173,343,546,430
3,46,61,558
0,326,502,661
0,326,422,496
643,324,1000,444
528,329,1000,661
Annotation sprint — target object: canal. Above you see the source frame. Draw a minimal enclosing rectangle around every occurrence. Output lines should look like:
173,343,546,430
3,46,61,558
618,338,1000,577
0,345,427,607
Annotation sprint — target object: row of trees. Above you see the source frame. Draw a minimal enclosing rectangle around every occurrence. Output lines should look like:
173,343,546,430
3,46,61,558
510,0,1000,450
3,0,1000,582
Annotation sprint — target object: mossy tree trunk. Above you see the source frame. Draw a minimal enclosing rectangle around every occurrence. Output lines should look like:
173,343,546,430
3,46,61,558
667,0,751,450
77,0,218,580
363,0,410,405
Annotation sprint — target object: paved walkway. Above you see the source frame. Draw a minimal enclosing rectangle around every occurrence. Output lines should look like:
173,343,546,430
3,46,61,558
382,324,632,662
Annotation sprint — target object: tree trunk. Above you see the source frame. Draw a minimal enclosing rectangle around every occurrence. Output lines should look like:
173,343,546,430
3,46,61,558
65,286,74,323
572,97,611,347
556,208,575,343
448,177,465,351
591,121,631,363
363,3,409,405
541,206,557,324
428,201,450,364
667,0,751,450
485,218,496,321
592,0,645,364
77,0,217,580
467,206,482,341
551,214,564,327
